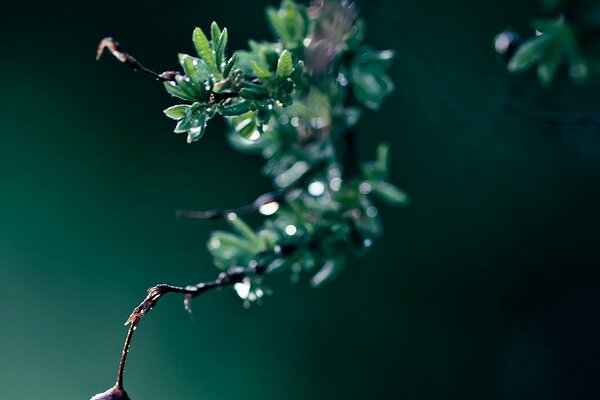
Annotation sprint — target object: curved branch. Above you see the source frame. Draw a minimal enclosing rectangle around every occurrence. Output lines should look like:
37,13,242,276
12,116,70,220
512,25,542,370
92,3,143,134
113,264,265,390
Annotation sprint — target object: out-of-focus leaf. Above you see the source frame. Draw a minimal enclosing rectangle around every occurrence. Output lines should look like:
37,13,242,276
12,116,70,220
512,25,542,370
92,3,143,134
367,180,410,206
508,35,553,72
227,214,265,250
350,65,394,110
310,258,346,288
252,61,273,79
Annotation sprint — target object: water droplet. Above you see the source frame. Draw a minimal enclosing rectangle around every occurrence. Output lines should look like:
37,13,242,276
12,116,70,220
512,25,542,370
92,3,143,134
359,182,372,194
259,201,279,216
279,115,289,125
330,178,342,191
366,206,378,218
284,225,297,236
234,281,251,299
308,181,326,196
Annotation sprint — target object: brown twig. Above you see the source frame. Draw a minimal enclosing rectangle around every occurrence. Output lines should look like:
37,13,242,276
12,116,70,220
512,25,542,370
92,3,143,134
176,190,288,220
112,265,264,390
97,37,179,81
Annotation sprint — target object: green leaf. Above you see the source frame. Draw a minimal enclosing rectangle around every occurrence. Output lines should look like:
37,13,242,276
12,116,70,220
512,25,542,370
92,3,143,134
310,258,346,288
226,214,265,250
179,53,210,84
354,49,396,70
193,27,220,77
350,65,394,110
215,28,228,70
240,87,270,101
223,54,237,78
210,21,221,49
367,180,410,206
252,61,273,79
276,50,293,78
163,104,190,120
507,35,553,72
163,80,196,101
218,100,253,116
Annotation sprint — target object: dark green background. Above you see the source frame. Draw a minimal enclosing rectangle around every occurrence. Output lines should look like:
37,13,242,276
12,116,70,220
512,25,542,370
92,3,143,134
1,1,599,399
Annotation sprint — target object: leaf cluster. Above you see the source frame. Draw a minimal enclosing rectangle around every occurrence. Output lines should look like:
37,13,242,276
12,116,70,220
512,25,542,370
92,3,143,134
159,0,404,304
499,0,600,86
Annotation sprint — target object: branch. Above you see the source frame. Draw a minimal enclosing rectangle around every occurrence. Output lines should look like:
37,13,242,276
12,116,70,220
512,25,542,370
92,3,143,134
96,38,244,103
175,190,288,220
96,37,179,81
113,264,265,391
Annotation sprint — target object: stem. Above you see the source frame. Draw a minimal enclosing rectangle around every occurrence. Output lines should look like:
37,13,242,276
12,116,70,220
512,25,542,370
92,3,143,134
96,38,178,82
96,38,244,103
176,190,288,220
115,324,135,390
112,264,265,387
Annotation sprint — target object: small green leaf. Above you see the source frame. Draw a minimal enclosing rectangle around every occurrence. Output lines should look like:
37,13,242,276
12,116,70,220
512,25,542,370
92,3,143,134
193,27,220,76
215,28,228,70
210,21,221,48
310,258,346,288
376,143,390,178
354,49,396,70
350,65,394,110
276,49,293,78
163,104,190,120
226,214,265,250
368,180,410,206
163,80,196,101
240,87,270,101
223,54,237,78
507,35,553,72
252,61,273,79
218,100,253,116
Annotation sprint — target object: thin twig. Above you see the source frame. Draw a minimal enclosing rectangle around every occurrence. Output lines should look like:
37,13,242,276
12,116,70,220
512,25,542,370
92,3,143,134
176,190,288,220
97,37,178,81
96,38,244,103
113,264,265,389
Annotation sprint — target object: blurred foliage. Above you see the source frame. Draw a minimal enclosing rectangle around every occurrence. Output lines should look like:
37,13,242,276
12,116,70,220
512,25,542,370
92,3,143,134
495,0,600,86
131,0,404,305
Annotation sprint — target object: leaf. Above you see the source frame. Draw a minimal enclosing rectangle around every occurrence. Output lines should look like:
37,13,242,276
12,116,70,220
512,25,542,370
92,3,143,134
226,214,265,250
252,61,273,79
178,53,210,84
193,27,220,76
215,28,228,70
310,258,346,288
210,21,221,49
376,142,390,178
537,43,561,87
354,49,396,70
163,104,190,120
240,87,270,101
218,100,253,116
223,54,237,78
276,49,293,78
163,80,196,101
350,65,395,110
367,180,410,206
507,35,553,72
